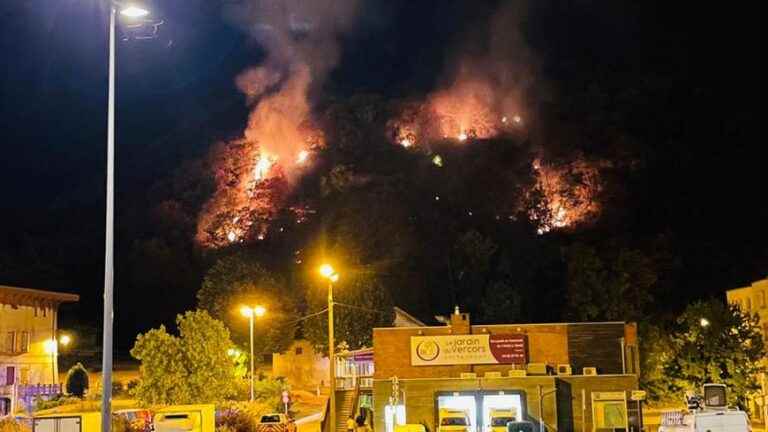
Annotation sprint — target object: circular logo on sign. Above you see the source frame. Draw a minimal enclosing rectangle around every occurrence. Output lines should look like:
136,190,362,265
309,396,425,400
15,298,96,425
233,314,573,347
416,340,440,361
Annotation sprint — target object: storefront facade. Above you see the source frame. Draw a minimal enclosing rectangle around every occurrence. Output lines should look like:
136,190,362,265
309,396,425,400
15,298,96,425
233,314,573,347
371,310,641,432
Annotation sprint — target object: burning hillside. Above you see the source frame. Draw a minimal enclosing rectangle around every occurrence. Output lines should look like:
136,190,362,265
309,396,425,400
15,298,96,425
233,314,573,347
387,77,526,148
528,157,603,234
195,66,325,248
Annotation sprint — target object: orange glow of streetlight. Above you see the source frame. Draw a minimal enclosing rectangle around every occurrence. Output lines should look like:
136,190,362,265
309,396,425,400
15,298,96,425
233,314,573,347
319,264,335,279
240,305,266,318
59,334,72,347
44,339,57,354
254,305,266,317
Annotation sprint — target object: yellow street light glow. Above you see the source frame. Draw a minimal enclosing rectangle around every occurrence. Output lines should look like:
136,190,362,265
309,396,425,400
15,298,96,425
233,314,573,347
319,264,335,278
44,339,57,354
241,305,266,318
240,306,254,318
120,5,150,18
254,305,266,317
330,273,339,283
59,334,72,346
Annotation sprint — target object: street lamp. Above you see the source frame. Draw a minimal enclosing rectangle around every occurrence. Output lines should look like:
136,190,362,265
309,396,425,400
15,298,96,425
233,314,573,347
240,305,266,401
319,264,340,432
59,334,72,347
700,318,710,328
101,3,152,432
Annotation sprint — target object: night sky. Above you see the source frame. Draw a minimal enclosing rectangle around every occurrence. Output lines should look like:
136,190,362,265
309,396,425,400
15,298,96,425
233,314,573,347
0,1,763,351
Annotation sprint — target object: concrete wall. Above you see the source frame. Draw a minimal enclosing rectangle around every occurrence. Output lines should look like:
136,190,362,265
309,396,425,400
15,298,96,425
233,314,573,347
273,339,330,390
0,303,58,386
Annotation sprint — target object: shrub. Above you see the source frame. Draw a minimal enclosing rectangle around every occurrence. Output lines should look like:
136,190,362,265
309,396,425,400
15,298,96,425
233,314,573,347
216,408,257,432
65,363,89,397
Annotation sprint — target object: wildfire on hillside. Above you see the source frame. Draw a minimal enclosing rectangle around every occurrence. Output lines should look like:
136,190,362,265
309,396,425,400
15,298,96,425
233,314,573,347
387,77,526,148
528,157,602,234
196,67,324,248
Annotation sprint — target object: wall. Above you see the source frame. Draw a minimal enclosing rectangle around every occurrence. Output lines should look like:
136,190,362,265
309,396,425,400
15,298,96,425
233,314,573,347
373,322,635,380
373,375,639,432
0,303,58,386
272,339,329,390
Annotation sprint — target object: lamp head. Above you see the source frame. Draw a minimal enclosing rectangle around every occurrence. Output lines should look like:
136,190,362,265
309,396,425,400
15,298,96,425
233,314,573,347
120,5,150,18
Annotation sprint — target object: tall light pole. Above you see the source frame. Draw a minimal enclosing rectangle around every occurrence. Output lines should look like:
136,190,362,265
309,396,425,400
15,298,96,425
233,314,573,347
319,264,340,432
241,305,266,401
101,4,149,432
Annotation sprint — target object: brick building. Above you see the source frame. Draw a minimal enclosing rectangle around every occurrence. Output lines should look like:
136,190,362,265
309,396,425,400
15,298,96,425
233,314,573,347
371,309,641,432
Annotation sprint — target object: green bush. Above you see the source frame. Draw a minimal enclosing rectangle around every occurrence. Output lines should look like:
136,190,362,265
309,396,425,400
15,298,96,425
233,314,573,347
65,363,89,397
33,394,81,411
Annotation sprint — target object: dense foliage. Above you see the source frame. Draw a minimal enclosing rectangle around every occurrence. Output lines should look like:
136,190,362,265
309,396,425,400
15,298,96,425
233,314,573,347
130,310,237,405
64,362,89,398
199,252,298,354
641,299,766,410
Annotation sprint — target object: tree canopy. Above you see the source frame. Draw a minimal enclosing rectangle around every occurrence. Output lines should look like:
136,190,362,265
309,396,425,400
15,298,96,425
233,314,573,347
130,310,238,405
641,299,766,410
302,267,395,354
198,252,298,355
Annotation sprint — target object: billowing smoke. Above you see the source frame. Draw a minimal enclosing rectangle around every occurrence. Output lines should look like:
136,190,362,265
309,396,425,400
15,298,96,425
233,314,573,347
197,0,359,248
389,2,534,146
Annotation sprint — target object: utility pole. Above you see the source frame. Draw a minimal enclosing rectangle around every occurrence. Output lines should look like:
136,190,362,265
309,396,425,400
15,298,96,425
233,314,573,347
328,280,336,432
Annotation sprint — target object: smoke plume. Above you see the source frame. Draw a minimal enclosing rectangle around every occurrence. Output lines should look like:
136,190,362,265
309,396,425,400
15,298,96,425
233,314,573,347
196,0,359,247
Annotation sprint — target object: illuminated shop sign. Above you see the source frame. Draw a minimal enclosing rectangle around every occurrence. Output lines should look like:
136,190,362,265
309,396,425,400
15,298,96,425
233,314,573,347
410,334,527,366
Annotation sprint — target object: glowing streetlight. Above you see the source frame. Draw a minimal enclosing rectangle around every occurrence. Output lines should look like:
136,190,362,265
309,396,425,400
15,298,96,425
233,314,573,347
59,334,72,347
700,318,710,328
119,5,150,18
240,305,266,401
319,263,340,432
44,339,58,354
101,3,155,432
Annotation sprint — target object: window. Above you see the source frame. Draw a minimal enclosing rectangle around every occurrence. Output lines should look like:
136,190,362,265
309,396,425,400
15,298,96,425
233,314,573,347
260,415,281,423
593,401,627,430
760,291,766,308
4,332,15,353
384,405,405,432
295,346,303,355
5,367,15,385
747,298,753,312
20,331,29,353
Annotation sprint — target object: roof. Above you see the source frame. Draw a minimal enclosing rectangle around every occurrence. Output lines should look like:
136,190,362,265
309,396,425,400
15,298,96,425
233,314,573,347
393,306,427,327
0,285,79,307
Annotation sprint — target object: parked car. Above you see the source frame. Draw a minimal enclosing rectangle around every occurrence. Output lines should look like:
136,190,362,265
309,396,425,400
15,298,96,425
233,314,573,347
256,414,296,432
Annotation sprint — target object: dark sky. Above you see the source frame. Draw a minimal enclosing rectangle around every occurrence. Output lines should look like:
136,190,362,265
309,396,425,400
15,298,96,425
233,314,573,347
0,1,763,349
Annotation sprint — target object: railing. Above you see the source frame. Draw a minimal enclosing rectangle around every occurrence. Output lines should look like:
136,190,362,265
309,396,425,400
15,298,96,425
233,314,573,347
336,375,373,390
17,384,61,398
